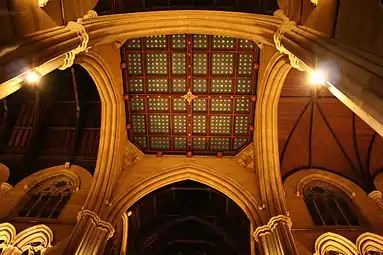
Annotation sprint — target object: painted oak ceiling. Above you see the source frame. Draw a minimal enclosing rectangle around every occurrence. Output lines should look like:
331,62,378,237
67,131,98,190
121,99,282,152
278,69,383,191
121,35,258,156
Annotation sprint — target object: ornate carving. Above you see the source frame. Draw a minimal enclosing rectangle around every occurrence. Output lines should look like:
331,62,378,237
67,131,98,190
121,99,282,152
273,10,308,72
77,209,115,238
124,139,144,167
182,89,197,105
77,10,98,23
38,0,49,7
235,143,254,169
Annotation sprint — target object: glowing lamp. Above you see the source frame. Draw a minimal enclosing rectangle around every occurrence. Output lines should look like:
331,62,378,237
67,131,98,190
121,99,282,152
308,69,326,85
25,71,41,85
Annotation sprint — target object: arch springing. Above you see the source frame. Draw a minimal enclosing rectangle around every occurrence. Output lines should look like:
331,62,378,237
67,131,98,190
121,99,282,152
303,184,359,226
14,176,74,219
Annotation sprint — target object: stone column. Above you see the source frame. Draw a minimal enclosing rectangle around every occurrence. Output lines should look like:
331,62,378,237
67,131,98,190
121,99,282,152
63,210,114,255
0,183,12,199
368,190,383,212
254,215,298,255
269,215,298,255
273,9,383,136
2,245,22,255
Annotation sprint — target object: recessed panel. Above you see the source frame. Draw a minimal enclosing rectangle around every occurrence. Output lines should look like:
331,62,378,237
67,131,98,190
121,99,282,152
123,34,258,155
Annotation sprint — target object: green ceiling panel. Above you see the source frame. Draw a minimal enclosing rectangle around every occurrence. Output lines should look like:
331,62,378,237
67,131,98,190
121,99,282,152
124,34,258,155
132,115,146,133
126,39,141,49
147,53,168,74
239,39,255,49
210,138,230,150
173,98,186,111
213,36,235,49
127,53,142,75
212,79,233,93
173,115,187,134
234,116,249,135
212,53,234,75
193,115,206,134
131,98,145,111
193,137,206,150
238,53,253,75
151,137,170,149
146,35,167,48
149,115,169,133
193,99,207,112
210,116,231,135
235,99,250,113
211,99,232,112
172,53,186,74
192,79,208,93
174,137,187,149
193,35,208,49
133,136,147,148
233,138,248,150
147,79,168,93
128,79,144,93
237,78,252,93
172,79,187,93
148,98,169,111
172,35,186,49
193,53,208,75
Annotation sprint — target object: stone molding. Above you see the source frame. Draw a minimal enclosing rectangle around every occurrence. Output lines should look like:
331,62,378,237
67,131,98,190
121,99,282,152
368,190,383,211
314,232,358,255
295,173,356,198
235,143,254,169
59,11,98,70
77,209,115,238
356,232,383,255
253,215,292,241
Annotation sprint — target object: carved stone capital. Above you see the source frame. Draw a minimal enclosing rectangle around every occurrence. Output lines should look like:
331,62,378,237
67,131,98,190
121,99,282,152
253,225,272,242
77,209,115,238
368,190,382,200
59,21,89,70
268,215,293,230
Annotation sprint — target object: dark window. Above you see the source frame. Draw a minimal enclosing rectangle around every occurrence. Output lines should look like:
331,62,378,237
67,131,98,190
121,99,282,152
303,186,359,226
15,178,74,219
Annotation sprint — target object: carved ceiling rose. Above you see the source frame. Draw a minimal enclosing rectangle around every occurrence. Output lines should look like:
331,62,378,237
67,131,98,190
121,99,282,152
182,89,197,105
38,0,49,7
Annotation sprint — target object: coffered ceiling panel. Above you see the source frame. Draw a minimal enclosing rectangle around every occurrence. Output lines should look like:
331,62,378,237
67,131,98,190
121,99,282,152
122,34,259,156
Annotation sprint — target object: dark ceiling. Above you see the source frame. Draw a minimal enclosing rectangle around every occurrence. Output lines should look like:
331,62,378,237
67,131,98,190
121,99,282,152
95,0,278,15
122,180,252,255
279,69,383,192
0,66,100,185
122,34,258,156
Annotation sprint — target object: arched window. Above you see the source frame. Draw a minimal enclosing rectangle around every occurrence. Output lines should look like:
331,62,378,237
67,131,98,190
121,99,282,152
303,184,359,226
15,177,74,219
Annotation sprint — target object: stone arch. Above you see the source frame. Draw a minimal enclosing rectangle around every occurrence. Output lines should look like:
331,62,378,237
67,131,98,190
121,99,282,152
284,169,383,228
10,224,53,254
0,165,92,221
0,163,10,183
356,232,383,255
107,163,265,227
314,232,358,255
255,51,292,217
0,223,16,251
75,50,125,213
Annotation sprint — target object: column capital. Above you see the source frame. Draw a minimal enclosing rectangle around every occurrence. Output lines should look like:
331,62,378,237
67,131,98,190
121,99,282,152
59,21,89,70
1,182,12,191
268,215,293,230
77,209,115,238
253,215,293,241
368,190,382,200
253,225,272,242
